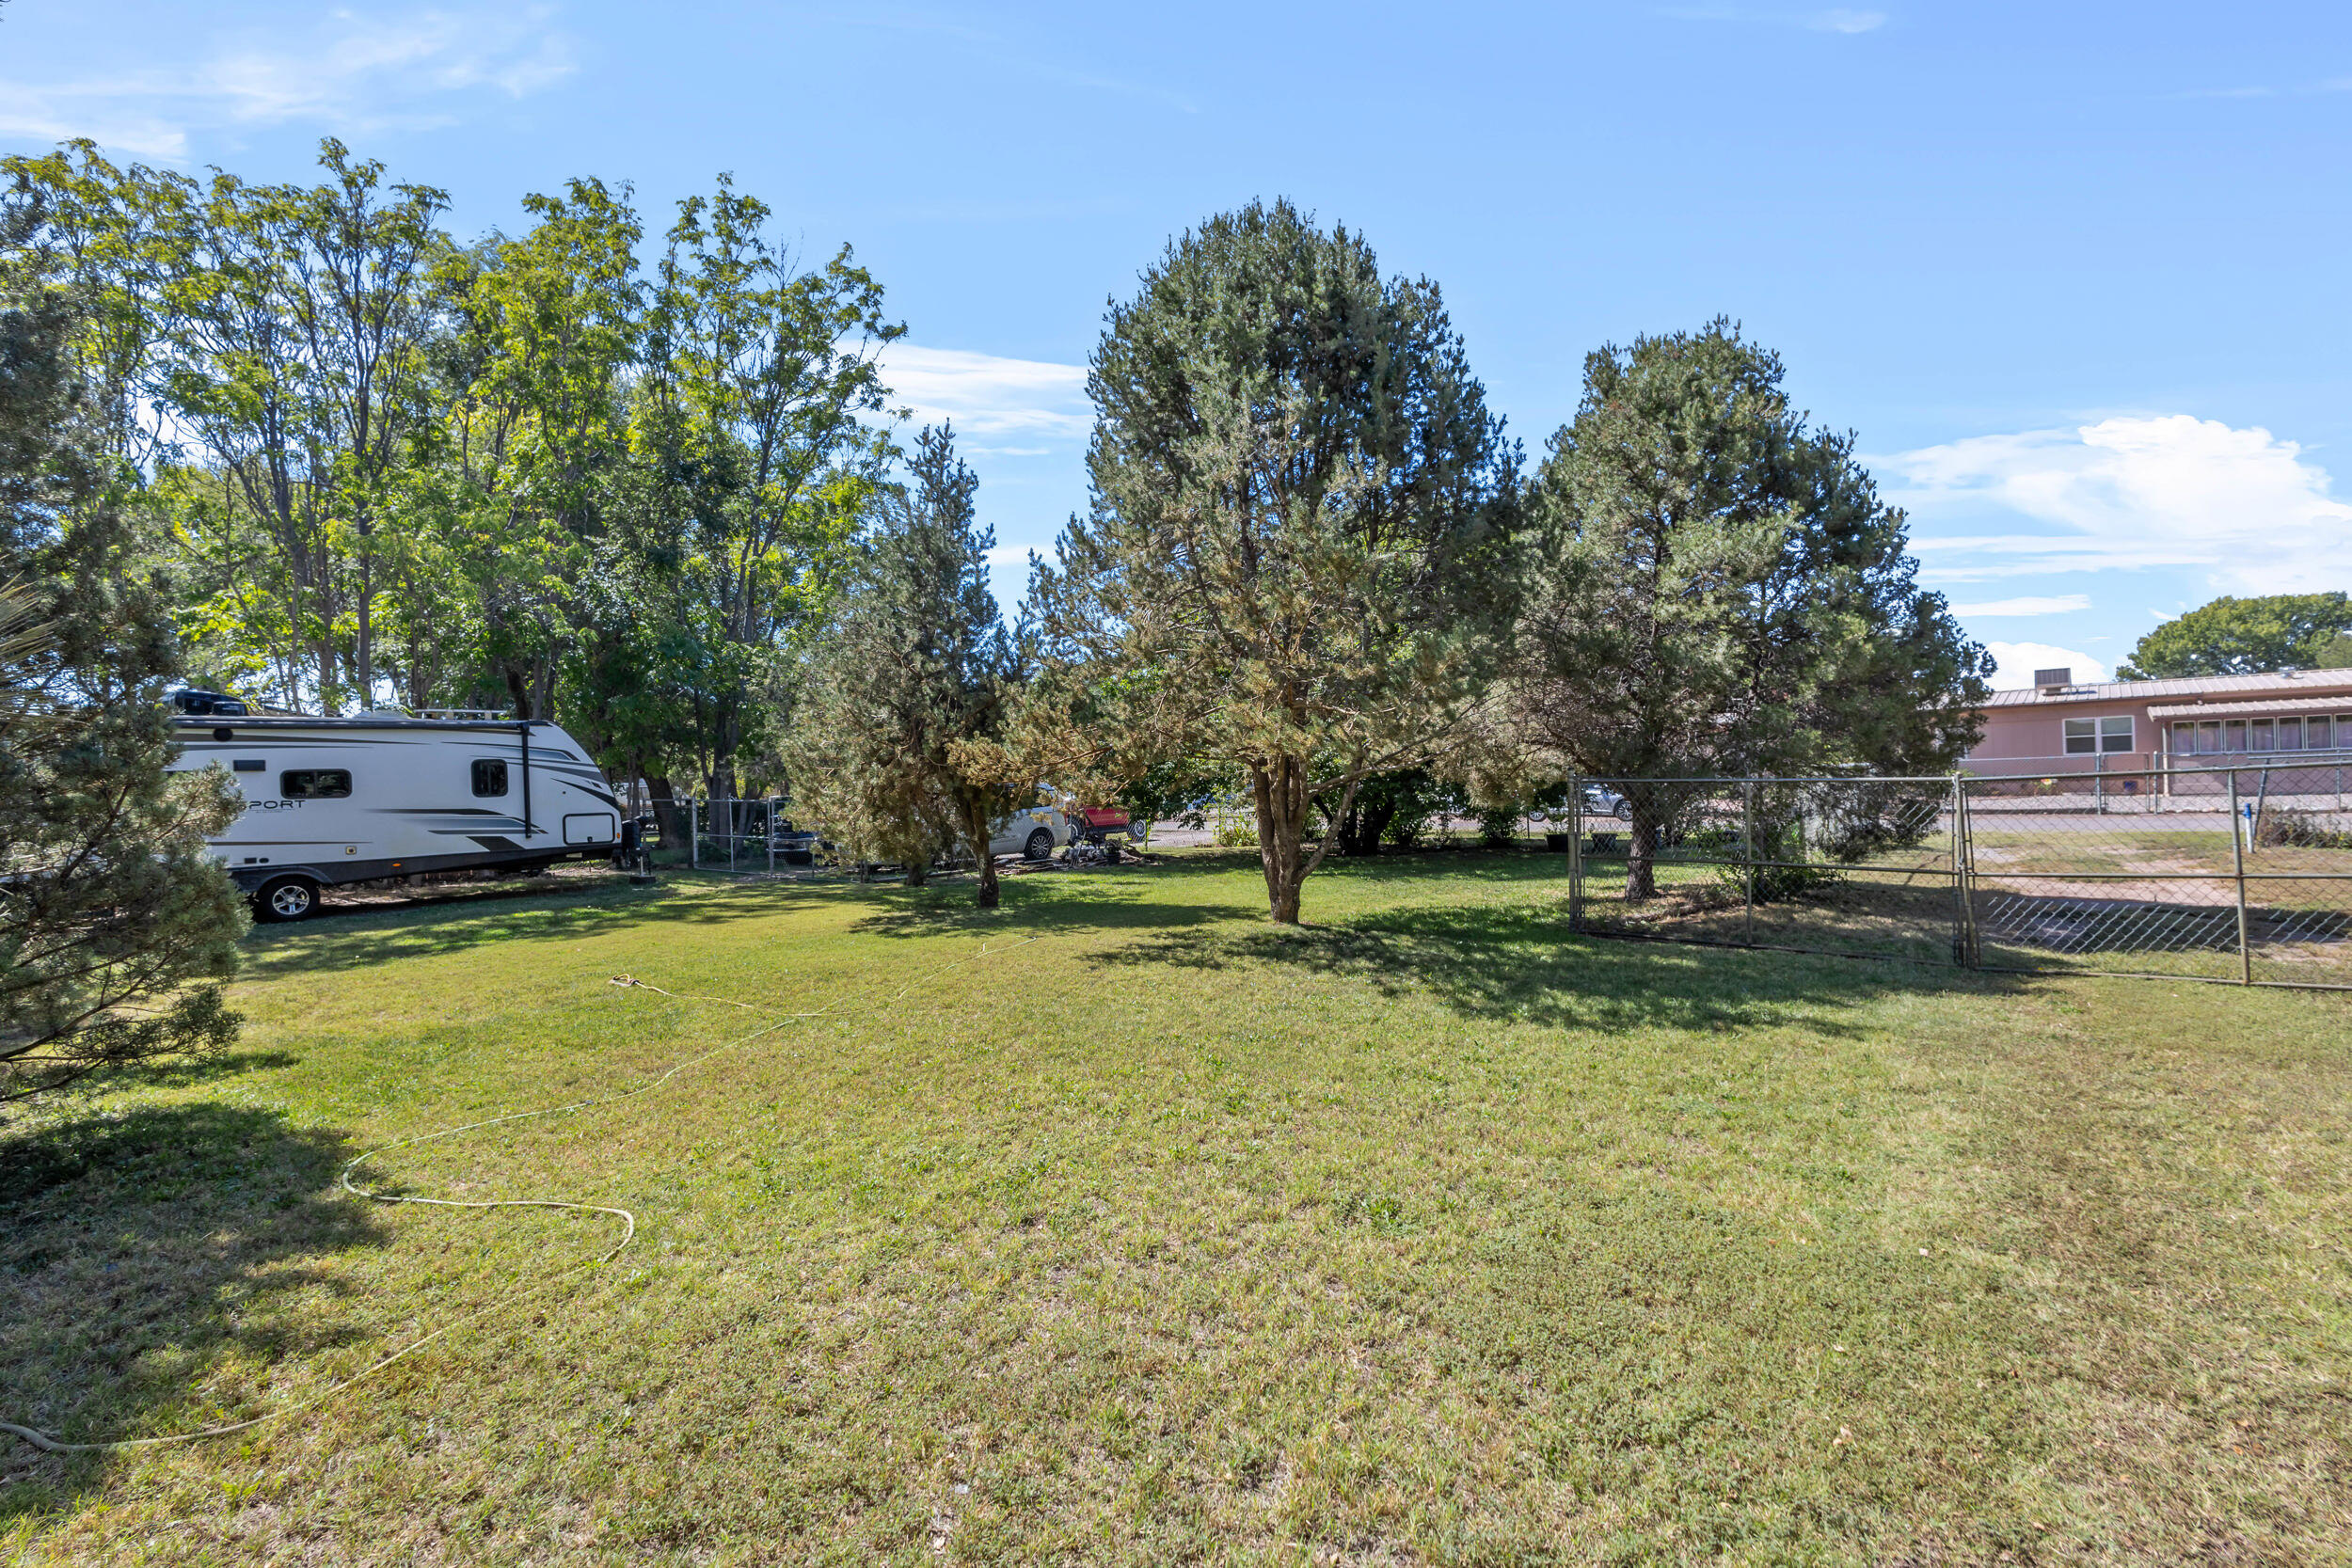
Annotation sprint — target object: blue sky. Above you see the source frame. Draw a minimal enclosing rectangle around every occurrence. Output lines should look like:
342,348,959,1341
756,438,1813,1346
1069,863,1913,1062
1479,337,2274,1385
8,0,2349,686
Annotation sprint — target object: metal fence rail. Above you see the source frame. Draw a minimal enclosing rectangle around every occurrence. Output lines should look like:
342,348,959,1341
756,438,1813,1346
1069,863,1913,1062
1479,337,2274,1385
1565,766,2352,990
658,798,834,876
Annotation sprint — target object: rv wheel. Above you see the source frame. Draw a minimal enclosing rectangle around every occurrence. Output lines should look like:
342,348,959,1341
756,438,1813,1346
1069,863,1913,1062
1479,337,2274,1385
1024,828,1054,861
254,875,320,923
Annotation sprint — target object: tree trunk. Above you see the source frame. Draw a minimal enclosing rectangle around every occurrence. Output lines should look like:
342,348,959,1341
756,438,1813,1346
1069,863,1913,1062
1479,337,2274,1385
355,549,373,710
1251,760,1304,923
648,776,687,853
956,795,1002,911
1625,817,1659,900
1251,755,1355,923
905,859,929,888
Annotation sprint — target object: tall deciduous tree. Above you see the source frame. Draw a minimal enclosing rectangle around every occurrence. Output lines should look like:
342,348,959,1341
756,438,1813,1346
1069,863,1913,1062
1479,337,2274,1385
1035,200,1520,924
10,139,450,713
1512,320,1990,895
625,177,900,805
784,426,1024,907
2117,593,2352,680
0,187,246,1111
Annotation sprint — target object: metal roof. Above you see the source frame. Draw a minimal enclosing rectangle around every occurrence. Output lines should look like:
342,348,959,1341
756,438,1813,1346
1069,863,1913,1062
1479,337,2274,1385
1981,669,2352,709
2145,695,2352,720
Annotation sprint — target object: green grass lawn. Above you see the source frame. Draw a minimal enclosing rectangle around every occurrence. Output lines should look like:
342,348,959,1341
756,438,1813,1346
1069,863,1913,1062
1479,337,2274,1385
4,851,2349,1564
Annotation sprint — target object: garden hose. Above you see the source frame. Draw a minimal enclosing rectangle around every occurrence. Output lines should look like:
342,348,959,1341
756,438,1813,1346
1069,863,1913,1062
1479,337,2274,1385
2,936,1041,1455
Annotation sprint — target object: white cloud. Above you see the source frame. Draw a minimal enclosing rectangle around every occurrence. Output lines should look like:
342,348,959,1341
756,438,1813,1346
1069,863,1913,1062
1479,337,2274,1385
881,345,1090,441
983,545,1035,568
1660,5,1886,31
1985,641,2112,691
1807,9,1887,32
0,6,577,161
1880,414,2352,593
1951,594,2093,617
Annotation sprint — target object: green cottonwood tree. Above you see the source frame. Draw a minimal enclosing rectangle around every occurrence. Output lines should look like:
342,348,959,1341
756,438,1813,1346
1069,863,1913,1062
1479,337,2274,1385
1035,200,1520,924
0,189,246,1110
1513,320,1990,897
783,426,1025,908
626,177,899,806
2117,593,2352,679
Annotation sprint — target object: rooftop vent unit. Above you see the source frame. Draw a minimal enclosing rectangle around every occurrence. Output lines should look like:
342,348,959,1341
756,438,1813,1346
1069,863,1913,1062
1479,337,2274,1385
167,688,248,717
2034,667,2074,695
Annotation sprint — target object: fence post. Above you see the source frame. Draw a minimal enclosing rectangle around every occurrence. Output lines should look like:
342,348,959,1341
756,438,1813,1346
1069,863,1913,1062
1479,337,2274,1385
1569,775,1585,930
1742,779,1756,947
690,800,699,870
767,798,776,874
2228,768,2251,986
2094,752,2106,815
1948,774,1972,967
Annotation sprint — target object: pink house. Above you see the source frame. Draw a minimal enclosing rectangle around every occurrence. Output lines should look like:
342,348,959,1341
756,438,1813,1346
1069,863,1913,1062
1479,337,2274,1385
1964,666,2352,789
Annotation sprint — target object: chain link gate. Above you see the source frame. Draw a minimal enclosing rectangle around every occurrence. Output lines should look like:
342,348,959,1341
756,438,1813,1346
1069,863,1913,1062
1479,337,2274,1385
1563,767,2352,990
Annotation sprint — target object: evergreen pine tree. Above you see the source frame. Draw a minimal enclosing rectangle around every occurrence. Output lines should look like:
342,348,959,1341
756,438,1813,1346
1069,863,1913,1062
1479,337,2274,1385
784,425,1024,908
1,186,246,1111
1035,200,1520,924
1513,320,1991,896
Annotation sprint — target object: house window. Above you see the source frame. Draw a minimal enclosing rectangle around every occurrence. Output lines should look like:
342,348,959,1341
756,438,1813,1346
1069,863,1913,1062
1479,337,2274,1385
2251,719,2275,751
2172,721,2195,755
2197,721,2221,753
2062,718,2097,754
2100,715,2134,752
471,758,510,797
280,768,352,800
2224,721,2249,752
2280,718,2303,751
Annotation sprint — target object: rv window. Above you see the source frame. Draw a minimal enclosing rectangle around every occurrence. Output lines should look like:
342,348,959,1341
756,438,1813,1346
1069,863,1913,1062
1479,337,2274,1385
471,758,510,797
280,768,352,800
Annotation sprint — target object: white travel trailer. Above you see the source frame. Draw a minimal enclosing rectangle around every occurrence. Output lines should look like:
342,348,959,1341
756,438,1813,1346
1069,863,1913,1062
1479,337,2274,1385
169,708,627,921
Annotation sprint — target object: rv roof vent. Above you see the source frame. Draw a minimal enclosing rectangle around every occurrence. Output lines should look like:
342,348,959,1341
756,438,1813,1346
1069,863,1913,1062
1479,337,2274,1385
2034,666,2073,694
167,688,248,717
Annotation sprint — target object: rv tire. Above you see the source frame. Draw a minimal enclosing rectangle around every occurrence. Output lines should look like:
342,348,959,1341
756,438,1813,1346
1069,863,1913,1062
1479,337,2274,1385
254,875,320,923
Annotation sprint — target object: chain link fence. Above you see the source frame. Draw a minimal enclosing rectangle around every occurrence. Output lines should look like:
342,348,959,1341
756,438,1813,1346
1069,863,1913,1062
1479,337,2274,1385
1565,766,2352,990
660,798,837,875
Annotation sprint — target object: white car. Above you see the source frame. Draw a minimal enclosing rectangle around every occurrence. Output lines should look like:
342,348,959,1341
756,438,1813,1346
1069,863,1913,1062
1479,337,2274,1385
989,805,1073,861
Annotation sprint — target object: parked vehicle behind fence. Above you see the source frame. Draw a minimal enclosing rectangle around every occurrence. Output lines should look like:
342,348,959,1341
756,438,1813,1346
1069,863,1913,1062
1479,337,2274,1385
988,804,1074,861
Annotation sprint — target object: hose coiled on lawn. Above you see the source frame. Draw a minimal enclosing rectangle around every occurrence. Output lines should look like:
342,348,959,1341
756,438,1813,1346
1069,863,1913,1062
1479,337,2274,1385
2,937,1040,1454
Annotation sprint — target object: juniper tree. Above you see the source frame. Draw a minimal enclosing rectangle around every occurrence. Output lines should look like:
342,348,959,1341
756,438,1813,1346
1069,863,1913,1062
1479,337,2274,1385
0,186,246,1111
784,425,1023,908
1033,200,1520,924
1512,320,1990,897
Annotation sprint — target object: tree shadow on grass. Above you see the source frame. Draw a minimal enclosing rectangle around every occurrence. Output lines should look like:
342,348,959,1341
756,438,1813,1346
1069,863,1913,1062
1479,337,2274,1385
846,873,1239,942
242,875,840,978
0,1104,383,1504
1086,897,2022,1033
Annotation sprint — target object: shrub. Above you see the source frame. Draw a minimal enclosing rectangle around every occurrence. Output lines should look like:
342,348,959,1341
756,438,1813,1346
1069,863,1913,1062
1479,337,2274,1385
2257,807,2352,849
